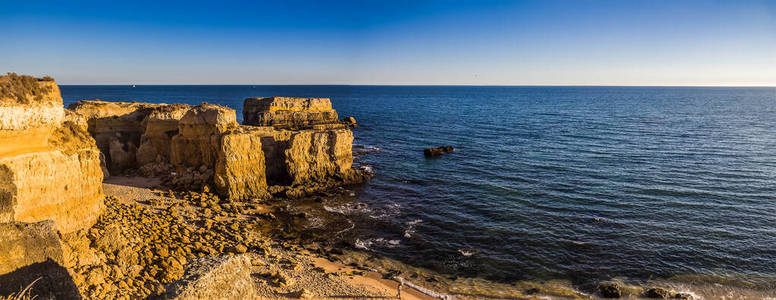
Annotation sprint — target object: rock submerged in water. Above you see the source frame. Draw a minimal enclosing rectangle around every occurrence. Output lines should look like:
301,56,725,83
424,146,454,157
598,281,622,298
643,287,670,298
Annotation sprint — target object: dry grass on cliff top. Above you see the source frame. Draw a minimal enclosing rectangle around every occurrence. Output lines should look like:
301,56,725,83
0,73,54,104
0,278,39,300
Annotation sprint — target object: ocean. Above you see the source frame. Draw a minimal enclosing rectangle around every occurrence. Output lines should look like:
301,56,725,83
61,85,776,292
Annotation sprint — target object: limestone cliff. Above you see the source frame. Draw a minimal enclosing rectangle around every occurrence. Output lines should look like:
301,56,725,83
136,104,192,165
214,127,271,200
170,103,238,169
68,100,170,173
0,74,104,234
284,125,359,185
72,97,367,200
243,97,339,129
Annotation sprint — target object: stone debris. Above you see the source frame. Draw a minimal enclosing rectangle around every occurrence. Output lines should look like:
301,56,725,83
64,192,264,299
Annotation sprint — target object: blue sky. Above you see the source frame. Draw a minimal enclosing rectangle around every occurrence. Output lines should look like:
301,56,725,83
1,0,774,85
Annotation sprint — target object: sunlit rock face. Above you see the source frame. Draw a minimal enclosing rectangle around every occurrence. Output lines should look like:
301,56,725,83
67,100,192,173
0,74,104,234
242,96,339,129
136,104,192,165
69,96,367,201
170,103,238,169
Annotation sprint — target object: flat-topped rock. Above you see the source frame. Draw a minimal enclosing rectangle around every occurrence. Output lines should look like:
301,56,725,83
0,74,64,155
214,126,272,200
67,100,163,120
243,96,339,129
171,103,238,169
0,76,105,234
178,103,237,136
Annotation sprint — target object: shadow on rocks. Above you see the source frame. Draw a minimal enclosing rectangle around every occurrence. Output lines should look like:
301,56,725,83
0,259,82,299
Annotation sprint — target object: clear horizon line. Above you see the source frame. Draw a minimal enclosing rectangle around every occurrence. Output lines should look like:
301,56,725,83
58,83,776,88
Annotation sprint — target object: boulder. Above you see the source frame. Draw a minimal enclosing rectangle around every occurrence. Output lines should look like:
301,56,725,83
161,254,256,300
0,75,104,234
243,97,338,129
0,220,81,299
424,146,454,157
598,282,622,298
643,287,670,298
0,220,64,275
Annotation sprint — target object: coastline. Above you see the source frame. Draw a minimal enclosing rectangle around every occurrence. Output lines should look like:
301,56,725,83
2,77,775,299
97,175,436,299
102,175,776,299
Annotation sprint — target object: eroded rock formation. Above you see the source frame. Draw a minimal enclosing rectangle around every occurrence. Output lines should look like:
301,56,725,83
72,97,369,200
243,96,338,129
0,75,370,299
0,74,104,234
67,100,192,174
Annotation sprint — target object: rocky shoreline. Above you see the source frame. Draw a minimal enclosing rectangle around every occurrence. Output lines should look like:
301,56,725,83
2,73,774,299
0,73,393,299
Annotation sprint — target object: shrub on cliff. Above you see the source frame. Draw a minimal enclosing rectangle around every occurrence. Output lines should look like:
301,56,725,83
0,72,54,104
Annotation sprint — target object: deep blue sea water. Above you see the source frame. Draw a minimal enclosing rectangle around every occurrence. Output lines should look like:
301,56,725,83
61,85,776,289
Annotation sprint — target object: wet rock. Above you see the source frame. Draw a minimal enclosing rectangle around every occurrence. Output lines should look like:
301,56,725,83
598,282,622,298
424,145,454,157
644,287,670,298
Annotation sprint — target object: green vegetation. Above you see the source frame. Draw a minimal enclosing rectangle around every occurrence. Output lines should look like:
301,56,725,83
0,73,54,104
